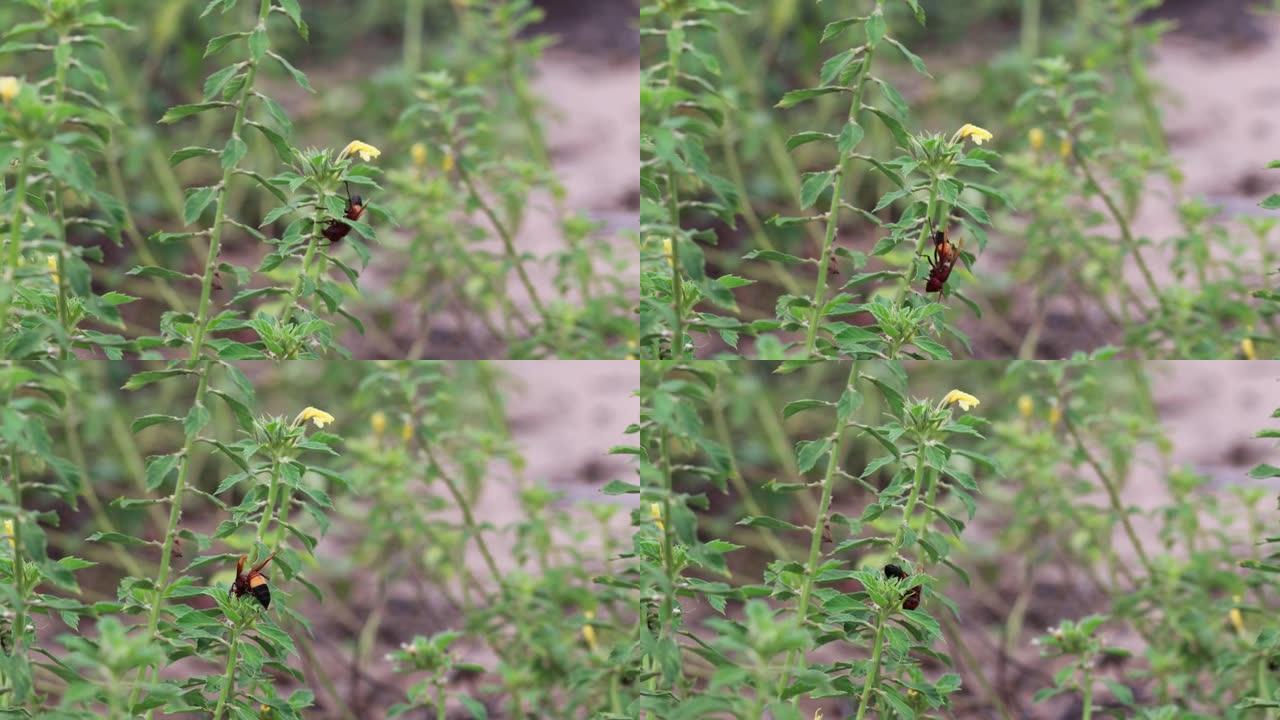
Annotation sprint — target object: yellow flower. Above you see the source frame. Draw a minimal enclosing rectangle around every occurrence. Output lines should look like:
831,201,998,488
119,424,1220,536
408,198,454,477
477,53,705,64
47,255,59,285
410,142,427,167
0,76,19,103
1242,336,1257,360
662,238,674,265
814,712,823,720
1230,596,1246,636
956,123,993,146
581,610,598,651
1059,137,1072,159
294,406,335,429
649,502,665,531
1017,395,1033,418
1048,404,1062,427
370,411,387,436
339,140,381,162
941,389,980,412
1028,127,1045,151
401,423,413,442
441,151,455,173
3,519,13,549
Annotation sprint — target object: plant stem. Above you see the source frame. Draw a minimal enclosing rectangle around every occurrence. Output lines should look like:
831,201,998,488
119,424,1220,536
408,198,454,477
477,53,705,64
894,449,929,550
1022,0,1042,58
1080,666,1094,720
256,457,281,550
190,0,271,362
0,148,32,337
711,397,789,560
853,608,889,720
777,363,858,692
1059,398,1154,577
664,14,687,359
210,632,241,720
403,0,425,76
124,368,209,711
8,451,27,657
453,157,551,327
804,38,877,356
279,213,323,327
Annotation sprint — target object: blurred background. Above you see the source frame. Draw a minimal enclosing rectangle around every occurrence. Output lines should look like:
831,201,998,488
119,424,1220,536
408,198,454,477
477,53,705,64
1,0,639,358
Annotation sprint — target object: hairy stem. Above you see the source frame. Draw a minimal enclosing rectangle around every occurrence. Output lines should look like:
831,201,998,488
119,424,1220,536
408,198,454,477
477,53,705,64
853,608,889,720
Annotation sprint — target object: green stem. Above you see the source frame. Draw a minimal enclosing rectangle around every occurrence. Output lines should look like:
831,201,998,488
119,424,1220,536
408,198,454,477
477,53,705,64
279,215,323,327
434,677,447,720
453,157,550,327
404,0,425,76
8,452,26,657
894,450,929,550
210,632,241,720
0,148,32,338
190,0,271,362
1080,666,1094,720
256,457,281,550
123,367,209,711
892,177,939,307
664,15,687,359
777,363,858,693
853,608,889,720
1021,0,1041,58
657,427,678,626
805,39,877,356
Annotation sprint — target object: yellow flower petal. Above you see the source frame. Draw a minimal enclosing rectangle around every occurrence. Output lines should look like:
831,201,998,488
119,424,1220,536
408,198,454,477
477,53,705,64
441,152,455,173
47,255,59,284
1059,137,1072,159
410,143,427,167
370,411,387,435
1017,394,1033,419
957,123,993,146
1028,127,1045,151
649,502,665,531
401,423,414,442
3,519,13,549
662,238,674,265
582,609,598,650
1242,337,1257,360
1048,405,1062,427
941,389,980,412
294,406,335,429
339,140,381,162
0,76,19,104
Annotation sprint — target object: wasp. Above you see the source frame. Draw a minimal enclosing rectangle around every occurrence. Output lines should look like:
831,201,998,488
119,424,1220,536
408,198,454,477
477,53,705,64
321,182,365,244
923,228,961,294
231,551,277,609
883,564,921,610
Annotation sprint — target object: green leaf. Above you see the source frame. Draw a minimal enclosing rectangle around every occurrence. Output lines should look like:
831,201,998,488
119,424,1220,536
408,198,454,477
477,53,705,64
737,515,803,532
795,437,834,473
837,121,865,157
221,136,247,170
158,102,228,124
86,532,152,547
183,186,218,225
785,131,832,151
268,50,314,93
776,86,848,109
132,414,181,433
202,63,243,101
184,403,211,439
742,249,808,265
123,369,191,390
169,146,218,166
145,454,181,491
799,170,835,210
783,399,832,418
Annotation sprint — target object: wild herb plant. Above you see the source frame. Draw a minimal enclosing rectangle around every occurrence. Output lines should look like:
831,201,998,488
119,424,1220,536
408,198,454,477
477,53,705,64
639,0,746,360
385,0,636,360
619,360,995,717
0,0,136,360
640,0,1006,359
0,360,347,718
1005,2,1279,359
984,361,1280,717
